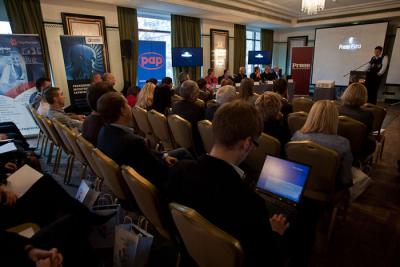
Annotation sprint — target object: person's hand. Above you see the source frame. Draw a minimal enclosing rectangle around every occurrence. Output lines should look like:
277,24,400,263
0,133,8,140
269,214,289,236
164,156,178,166
0,186,18,206
27,247,63,267
4,162,18,172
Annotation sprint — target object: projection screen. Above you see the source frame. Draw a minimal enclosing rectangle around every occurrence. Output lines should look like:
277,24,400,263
312,22,388,86
386,28,400,85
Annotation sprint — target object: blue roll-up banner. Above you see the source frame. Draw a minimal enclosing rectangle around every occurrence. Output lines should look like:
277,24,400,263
60,35,106,112
0,34,45,136
137,40,166,87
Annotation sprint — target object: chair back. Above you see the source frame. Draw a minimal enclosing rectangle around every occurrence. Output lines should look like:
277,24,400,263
76,135,102,178
51,119,73,154
285,141,340,201
195,98,205,108
338,115,367,157
293,97,313,113
244,133,280,174
287,111,308,135
41,117,63,148
168,114,194,150
197,120,213,153
362,103,387,134
92,149,126,200
170,203,244,267
60,124,87,164
171,94,183,105
33,112,50,139
121,166,171,240
147,109,174,151
132,106,155,143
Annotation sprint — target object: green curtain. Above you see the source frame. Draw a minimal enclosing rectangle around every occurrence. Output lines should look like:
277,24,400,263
117,6,138,86
171,15,201,84
234,24,246,75
4,0,50,76
261,28,274,61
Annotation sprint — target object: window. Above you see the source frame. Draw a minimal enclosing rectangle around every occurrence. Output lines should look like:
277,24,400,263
246,29,261,75
138,16,172,79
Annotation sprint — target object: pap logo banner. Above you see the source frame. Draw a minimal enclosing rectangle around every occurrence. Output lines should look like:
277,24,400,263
60,35,105,112
137,41,166,87
0,34,45,136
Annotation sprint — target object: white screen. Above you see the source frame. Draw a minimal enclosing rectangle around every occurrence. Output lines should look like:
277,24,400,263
312,23,388,86
386,28,400,85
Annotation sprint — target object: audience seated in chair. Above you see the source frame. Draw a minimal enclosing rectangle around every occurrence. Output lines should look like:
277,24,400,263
205,85,236,121
29,77,51,110
221,78,235,87
168,100,290,267
81,82,114,145
125,86,139,107
239,78,258,105
339,83,376,157
171,80,205,154
97,92,192,190
196,78,212,102
255,92,291,152
273,78,293,120
151,77,173,115
103,72,116,87
136,82,156,111
292,100,353,189
45,87,84,130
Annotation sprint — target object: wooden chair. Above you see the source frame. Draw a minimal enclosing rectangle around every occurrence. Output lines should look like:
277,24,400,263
168,114,195,154
244,133,280,175
197,120,213,153
292,97,314,113
287,111,308,135
170,202,244,267
31,110,50,157
362,103,387,161
147,109,174,151
27,106,45,151
132,106,156,147
338,115,367,161
285,141,348,243
171,94,183,106
195,98,205,109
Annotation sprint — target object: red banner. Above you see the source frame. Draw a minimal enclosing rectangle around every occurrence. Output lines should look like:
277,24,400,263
291,47,313,95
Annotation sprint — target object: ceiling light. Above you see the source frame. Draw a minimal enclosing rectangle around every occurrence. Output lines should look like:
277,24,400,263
301,0,326,15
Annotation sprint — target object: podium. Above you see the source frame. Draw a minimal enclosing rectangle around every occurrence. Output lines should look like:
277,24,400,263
349,71,367,85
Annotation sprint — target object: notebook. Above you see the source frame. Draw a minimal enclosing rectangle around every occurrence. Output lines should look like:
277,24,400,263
5,164,43,197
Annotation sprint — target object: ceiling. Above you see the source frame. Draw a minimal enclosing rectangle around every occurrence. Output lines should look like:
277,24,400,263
86,0,400,28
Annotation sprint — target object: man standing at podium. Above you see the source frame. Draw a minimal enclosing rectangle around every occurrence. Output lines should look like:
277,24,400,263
365,46,388,104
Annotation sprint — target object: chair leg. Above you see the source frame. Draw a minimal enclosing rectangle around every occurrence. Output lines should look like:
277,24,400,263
52,147,62,174
380,138,385,159
79,164,87,180
40,136,47,156
64,155,74,184
36,131,42,149
47,142,54,164
327,206,339,244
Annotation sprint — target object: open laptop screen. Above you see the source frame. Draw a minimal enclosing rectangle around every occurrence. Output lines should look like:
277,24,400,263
256,156,310,203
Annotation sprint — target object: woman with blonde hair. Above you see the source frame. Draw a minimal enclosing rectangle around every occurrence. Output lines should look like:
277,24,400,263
255,92,291,148
292,100,353,188
239,78,258,105
135,82,156,110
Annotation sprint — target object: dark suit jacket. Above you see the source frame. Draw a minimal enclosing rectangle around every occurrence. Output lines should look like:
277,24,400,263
97,125,168,189
339,105,373,133
264,118,291,155
218,75,234,84
82,114,104,145
281,100,293,121
250,72,262,82
233,74,247,84
261,72,275,82
168,155,283,267
205,104,219,121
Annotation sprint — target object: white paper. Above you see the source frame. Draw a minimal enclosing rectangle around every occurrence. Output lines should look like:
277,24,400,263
18,227,35,238
235,83,240,87
254,82,260,86
267,81,274,85
0,142,17,154
6,164,43,197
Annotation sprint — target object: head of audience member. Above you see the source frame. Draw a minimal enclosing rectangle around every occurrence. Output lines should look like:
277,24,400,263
264,65,271,74
127,86,139,97
374,46,383,57
180,80,199,102
273,65,280,74
161,77,173,88
207,68,215,78
341,82,368,108
178,72,189,84
98,92,132,125
87,81,114,113
146,78,158,86
221,79,234,86
239,66,246,76
211,100,262,165
254,66,260,74
91,73,102,85
103,73,116,87
300,100,338,135
45,87,65,109
197,78,207,91
136,82,156,110
36,77,51,92
223,69,231,79
273,78,288,99
216,85,237,105
239,78,254,100
152,83,172,114
255,92,283,122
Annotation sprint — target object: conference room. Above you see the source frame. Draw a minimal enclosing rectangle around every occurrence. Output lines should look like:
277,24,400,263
1,0,400,266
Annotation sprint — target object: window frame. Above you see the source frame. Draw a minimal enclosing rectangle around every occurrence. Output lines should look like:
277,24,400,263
246,29,261,75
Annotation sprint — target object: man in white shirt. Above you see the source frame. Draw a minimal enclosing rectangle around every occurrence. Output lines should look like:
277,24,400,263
365,46,388,104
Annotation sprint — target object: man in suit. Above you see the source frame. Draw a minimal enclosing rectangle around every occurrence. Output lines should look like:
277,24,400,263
205,85,237,121
233,66,247,84
218,69,234,84
364,46,388,104
271,65,282,80
97,92,192,190
261,65,274,82
250,66,262,82
168,100,289,267
171,80,205,154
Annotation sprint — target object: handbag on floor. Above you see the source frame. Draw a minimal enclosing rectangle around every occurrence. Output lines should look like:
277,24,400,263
113,216,154,267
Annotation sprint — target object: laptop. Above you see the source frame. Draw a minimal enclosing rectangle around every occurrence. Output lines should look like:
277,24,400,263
255,155,311,218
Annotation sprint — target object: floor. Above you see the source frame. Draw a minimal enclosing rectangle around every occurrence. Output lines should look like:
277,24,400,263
31,103,400,267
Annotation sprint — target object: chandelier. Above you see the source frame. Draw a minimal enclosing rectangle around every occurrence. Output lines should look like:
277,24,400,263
301,0,326,15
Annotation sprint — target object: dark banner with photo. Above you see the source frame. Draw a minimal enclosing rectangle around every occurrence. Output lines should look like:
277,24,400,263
60,35,105,112
291,47,313,95
0,34,44,136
